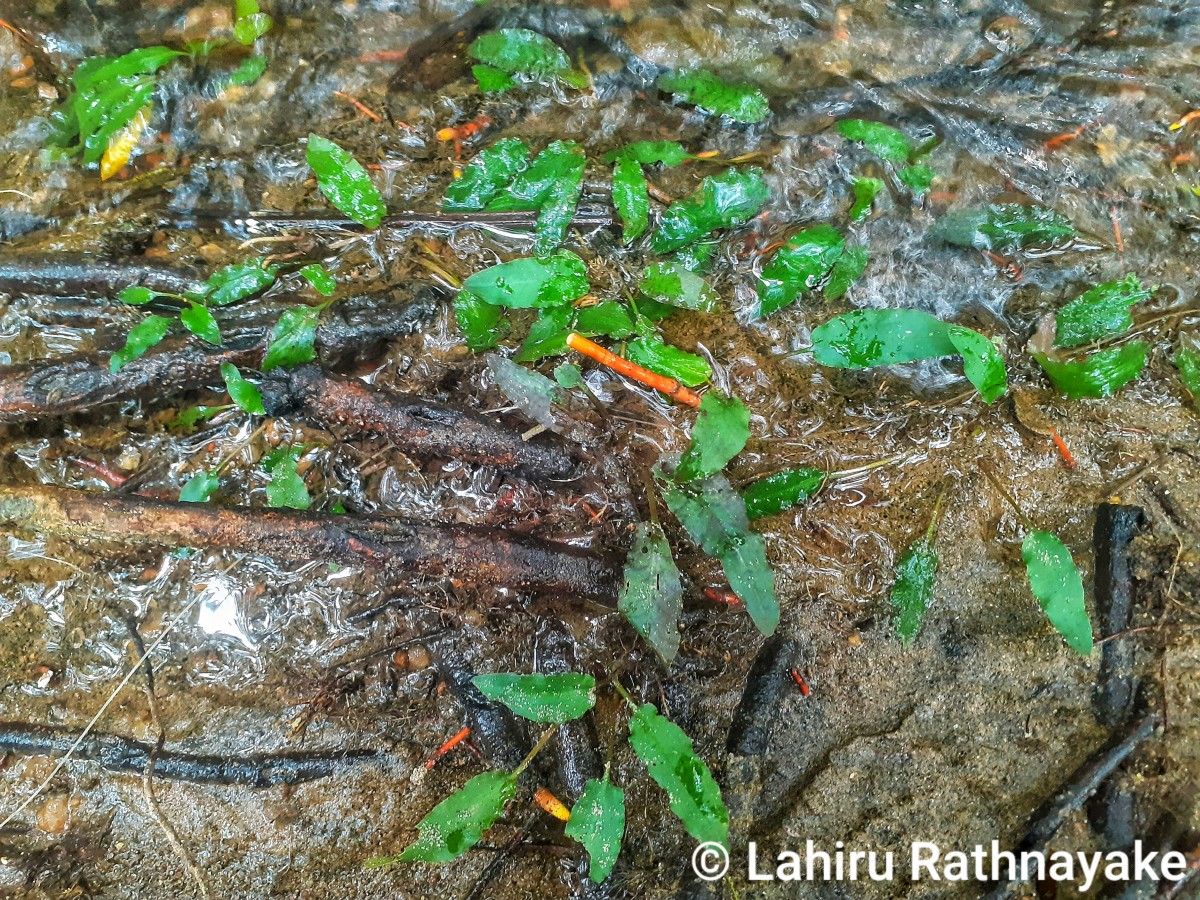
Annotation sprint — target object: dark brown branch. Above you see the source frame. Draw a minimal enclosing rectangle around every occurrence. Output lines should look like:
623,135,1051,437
0,255,205,298
0,485,619,602
173,207,615,237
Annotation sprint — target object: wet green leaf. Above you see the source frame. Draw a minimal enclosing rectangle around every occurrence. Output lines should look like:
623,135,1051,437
625,335,711,387
650,168,769,254
657,69,769,123
462,251,589,309
228,54,269,87
1054,274,1150,348
472,64,514,93
742,467,825,519
1173,343,1200,409
848,176,884,222
455,290,508,352
627,704,728,845
1031,342,1148,399
171,405,229,430
111,315,170,372
203,259,278,306
179,471,219,503
553,363,585,390
1021,530,1092,654
897,164,934,196
233,0,273,44
262,306,320,371
757,224,844,316
220,362,265,414
612,155,649,243
306,134,385,228
119,285,157,305
822,245,868,301
947,326,1007,403
836,119,913,164
264,447,310,510
515,306,573,361
673,240,718,274
486,140,583,210
675,394,750,483
602,141,691,167
892,531,937,644
299,263,336,297
640,262,718,312
468,29,584,88
564,779,625,884
387,771,517,864
180,301,221,345
472,673,596,723
932,203,1076,252
576,302,635,339
619,522,683,667
444,137,530,211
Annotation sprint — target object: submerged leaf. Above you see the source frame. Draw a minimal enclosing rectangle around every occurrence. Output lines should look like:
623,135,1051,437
220,362,265,414
932,203,1076,252
848,176,884,221
619,522,683,667
892,531,937,644
444,137,530,211
650,168,769,253
468,29,584,88
264,447,310,510
657,68,769,123
262,306,320,371
462,251,589,308
1021,530,1092,654
1173,342,1200,409
897,164,934,196
180,302,222,345
455,290,508,352
306,134,385,228
390,771,517,864
639,262,718,312
564,780,625,884
627,704,728,845
674,393,750,483
836,119,913,164
947,326,1007,403
742,467,825,519
111,315,171,372
822,245,868,301
603,141,691,167
625,335,711,387
757,225,844,316
472,64,514,93
1031,342,1148,399
472,673,597,723
1054,274,1150,348
299,263,336,297
179,471,220,503
204,259,278,306
612,155,649,243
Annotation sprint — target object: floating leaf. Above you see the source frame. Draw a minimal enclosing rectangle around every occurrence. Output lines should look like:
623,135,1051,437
897,164,934,196
444,137,530,211
179,471,219,503
467,29,585,89
264,447,310,510
306,134,385,228
564,779,625,884
603,141,691,167
675,394,750,483
932,203,1076,252
204,259,278,306
389,771,517,864
462,251,588,308
650,169,769,254
742,467,825,519
892,529,937,644
262,306,320,371
472,64,514,93
627,704,728,845
472,673,596,723
1031,342,1148,399
1173,342,1200,409
1021,530,1092,654
757,224,844,316
1054,274,1150,348
455,290,508,352
299,263,336,297
111,315,171,372
640,262,718,312
822,245,868,301
619,522,684,666
836,119,913,164
625,335,711,387
848,176,883,222
657,69,769,123
612,155,649,243
220,362,265,414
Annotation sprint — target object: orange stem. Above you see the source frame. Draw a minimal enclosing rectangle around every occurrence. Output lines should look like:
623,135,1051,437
1109,206,1125,252
333,91,382,123
789,667,813,697
424,725,471,769
1048,428,1077,469
565,333,701,407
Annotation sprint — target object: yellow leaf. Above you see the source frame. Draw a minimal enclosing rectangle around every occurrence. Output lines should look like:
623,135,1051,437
101,104,152,181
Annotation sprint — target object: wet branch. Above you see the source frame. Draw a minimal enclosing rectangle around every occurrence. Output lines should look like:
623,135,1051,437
0,255,205,298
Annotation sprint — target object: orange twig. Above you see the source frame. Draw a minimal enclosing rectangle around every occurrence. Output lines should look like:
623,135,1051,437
1109,206,1125,252
359,49,408,63
1043,123,1087,151
424,726,471,770
534,787,571,821
565,333,701,407
333,91,382,123
789,667,813,697
1048,428,1077,469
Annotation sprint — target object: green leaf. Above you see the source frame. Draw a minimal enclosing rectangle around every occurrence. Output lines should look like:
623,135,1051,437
675,394,750,483
110,315,170,372
171,405,229,430
180,302,222,345
444,137,530,211
1173,342,1200,409
650,168,769,254
461,251,589,309
612,155,649,243
673,240,718,274
848,176,883,222
228,54,269,87
627,704,728,845
553,363,586,390
119,285,157,305
483,141,585,251
299,263,336,297
179,471,220,503
603,141,691,167
897,164,934,196
515,306,573,361
822,245,868,301
1021,530,1092,654
932,203,1076,252
625,335,711,387
660,474,779,635
262,306,320,371
455,290,508,352
757,225,844,316
892,531,937,644
619,522,683,666
264,447,310,510
947,326,1007,403
203,259,278,306
1054,274,1150,348
564,779,625,884
471,673,596,723
219,362,265,414
390,771,517,864
811,309,956,368
472,64,514,93
742,467,825,519
467,29,581,88
657,69,769,123
233,0,272,44
1031,342,1148,399
639,262,718,312
836,119,913,164
306,134,385,228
